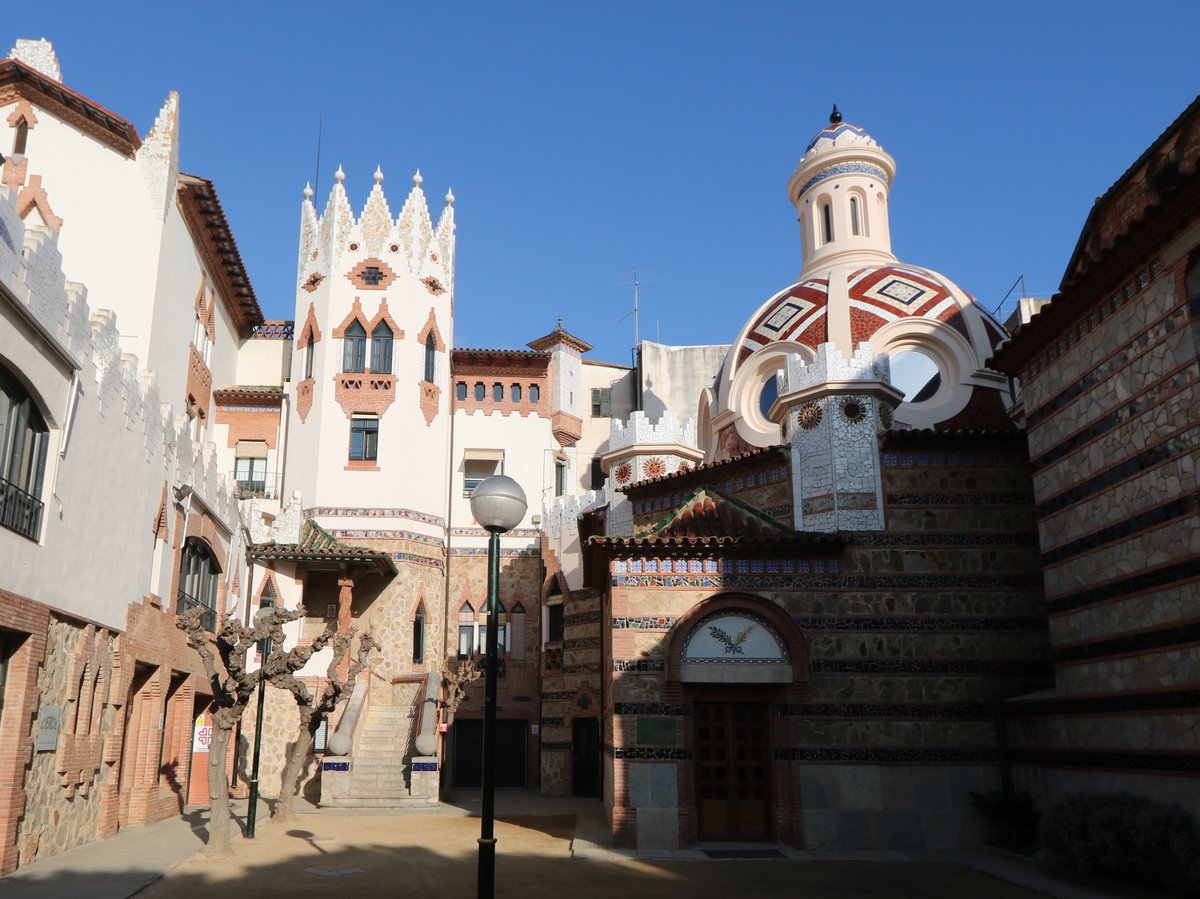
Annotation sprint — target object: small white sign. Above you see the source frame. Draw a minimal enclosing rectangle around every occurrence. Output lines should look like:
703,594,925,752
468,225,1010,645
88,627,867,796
35,705,60,752
192,714,213,753
530,724,539,735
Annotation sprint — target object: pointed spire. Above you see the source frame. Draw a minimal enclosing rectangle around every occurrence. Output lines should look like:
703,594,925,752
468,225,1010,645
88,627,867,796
445,187,455,206
412,169,424,187
303,182,314,200
320,165,353,264
360,165,393,255
137,91,180,220
374,165,384,183
335,165,346,183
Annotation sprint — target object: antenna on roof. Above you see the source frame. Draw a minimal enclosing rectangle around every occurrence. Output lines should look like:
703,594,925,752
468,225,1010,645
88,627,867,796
313,110,324,200
617,270,662,350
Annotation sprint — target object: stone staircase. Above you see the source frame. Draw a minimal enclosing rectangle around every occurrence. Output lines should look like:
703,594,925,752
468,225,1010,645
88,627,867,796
320,681,439,808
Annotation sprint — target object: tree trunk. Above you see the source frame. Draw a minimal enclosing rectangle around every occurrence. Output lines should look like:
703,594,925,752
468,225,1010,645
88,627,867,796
204,723,235,856
273,722,315,823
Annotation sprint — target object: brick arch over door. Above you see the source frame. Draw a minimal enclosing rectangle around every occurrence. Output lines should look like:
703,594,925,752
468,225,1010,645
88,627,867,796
662,591,810,703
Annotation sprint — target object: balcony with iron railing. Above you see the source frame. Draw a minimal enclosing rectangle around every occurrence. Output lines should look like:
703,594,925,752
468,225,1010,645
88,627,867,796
0,475,44,541
176,590,217,631
229,471,282,500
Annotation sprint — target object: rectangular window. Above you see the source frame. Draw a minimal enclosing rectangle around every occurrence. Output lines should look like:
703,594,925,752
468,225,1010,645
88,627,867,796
591,387,611,417
511,383,522,402
547,603,564,643
474,382,485,401
492,383,504,402
554,460,567,496
349,416,378,461
529,384,540,403
463,451,503,497
456,382,467,401
234,457,268,496
457,625,474,659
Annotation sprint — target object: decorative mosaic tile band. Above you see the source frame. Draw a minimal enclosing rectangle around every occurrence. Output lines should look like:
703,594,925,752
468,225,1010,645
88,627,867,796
1047,556,1200,615
777,747,998,763
613,702,691,716
888,492,1034,507
305,506,445,526
564,611,601,625
614,573,1043,592
1053,620,1200,666
630,465,789,517
564,637,601,650
810,659,1053,676
1036,424,1200,518
614,558,840,575
450,526,542,538
1006,688,1200,718
412,761,438,771
1030,361,1198,475
609,746,692,760
1041,494,1200,567
846,533,1039,547
794,616,1047,632
613,616,678,630
330,528,444,546
796,162,890,200
882,450,1027,468
392,551,444,570
1007,748,1200,774
773,702,997,719
613,659,665,672
802,492,877,515
763,503,792,519
449,547,541,557
1024,288,1184,417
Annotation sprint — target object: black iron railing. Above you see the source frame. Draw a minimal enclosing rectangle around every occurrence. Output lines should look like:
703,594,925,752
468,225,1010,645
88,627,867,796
0,475,43,541
176,590,216,631
229,471,281,500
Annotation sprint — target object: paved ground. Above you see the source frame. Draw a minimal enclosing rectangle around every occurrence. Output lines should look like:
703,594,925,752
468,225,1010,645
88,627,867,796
0,791,1162,899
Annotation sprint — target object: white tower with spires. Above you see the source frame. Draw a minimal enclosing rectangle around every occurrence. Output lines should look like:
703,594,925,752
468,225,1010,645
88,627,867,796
283,166,457,528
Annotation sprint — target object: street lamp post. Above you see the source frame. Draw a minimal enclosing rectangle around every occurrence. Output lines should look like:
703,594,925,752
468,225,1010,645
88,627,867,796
246,606,273,839
469,475,527,899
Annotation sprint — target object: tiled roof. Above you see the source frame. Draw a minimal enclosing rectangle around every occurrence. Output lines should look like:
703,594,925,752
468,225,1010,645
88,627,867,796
592,485,840,549
213,386,283,405
527,321,594,354
249,521,396,575
618,446,788,493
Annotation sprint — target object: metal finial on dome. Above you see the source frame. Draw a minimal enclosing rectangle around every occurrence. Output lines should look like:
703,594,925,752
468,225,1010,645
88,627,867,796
303,182,314,200
373,165,384,183
334,165,345,183
557,315,564,329
830,105,842,125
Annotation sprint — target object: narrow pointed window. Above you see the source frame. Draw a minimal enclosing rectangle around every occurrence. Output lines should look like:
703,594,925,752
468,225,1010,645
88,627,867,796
343,321,366,373
424,333,436,382
304,331,315,379
13,118,28,156
850,196,860,236
412,602,426,664
821,202,833,245
371,321,393,374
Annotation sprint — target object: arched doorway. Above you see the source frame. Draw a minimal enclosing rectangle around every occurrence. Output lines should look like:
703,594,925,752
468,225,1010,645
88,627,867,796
665,594,809,845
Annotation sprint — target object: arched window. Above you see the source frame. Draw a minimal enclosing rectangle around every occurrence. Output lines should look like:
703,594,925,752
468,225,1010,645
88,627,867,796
177,538,220,631
849,196,861,236
304,331,315,379
423,333,436,382
371,321,393,374
509,602,526,661
0,365,48,540
343,321,366,373
457,602,476,658
13,118,28,156
412,602,426,664
821,202,833,244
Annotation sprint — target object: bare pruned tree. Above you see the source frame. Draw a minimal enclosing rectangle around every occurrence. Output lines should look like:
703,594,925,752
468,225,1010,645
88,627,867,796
269,627,376,822
439,658,481,725
176,605,329,855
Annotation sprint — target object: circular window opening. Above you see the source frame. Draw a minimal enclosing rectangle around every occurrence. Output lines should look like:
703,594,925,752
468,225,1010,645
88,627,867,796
890,350,942,402
758,368,783,419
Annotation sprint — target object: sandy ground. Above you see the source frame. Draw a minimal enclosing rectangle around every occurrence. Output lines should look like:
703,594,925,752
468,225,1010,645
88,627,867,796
138,812,1056,898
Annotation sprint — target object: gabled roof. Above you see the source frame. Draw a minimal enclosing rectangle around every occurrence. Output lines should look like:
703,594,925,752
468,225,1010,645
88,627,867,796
527,319,593,354
249,521,396,576
592,484,840,550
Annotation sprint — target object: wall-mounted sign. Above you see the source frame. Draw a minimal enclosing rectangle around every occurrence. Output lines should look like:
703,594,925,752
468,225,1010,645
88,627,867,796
323,760,351,772
438,722,449,733
35,705,60,752
192,714,213,753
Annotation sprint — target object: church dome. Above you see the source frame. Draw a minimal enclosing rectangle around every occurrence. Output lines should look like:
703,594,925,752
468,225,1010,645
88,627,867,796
701,111,1012,459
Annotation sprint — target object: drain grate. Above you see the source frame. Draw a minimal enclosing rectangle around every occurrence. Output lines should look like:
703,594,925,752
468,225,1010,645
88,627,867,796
702,848,785,859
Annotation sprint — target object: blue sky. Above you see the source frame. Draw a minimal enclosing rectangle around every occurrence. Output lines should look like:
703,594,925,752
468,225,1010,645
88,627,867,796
16,3,1200,365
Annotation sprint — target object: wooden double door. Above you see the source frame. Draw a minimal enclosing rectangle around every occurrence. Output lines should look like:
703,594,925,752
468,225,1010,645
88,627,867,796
694,701,772,842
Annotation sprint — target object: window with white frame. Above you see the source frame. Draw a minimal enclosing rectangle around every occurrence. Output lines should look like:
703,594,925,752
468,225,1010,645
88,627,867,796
349,415,378,462
234,456,267,496
457,602,508,657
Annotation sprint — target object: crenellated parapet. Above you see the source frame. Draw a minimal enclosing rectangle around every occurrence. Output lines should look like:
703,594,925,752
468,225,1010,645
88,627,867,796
542,490,603,539
297,167,456,295
609,409,696,452
0,185,240,531
780,341,890,394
